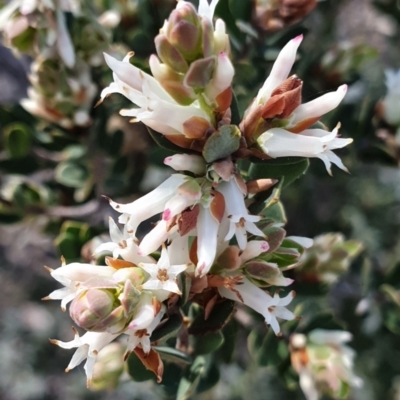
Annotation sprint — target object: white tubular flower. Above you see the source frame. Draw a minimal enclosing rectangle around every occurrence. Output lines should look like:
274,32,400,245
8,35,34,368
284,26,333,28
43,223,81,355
94,218,153,264
138,220,174,256
288,85,347,130
196,204,220,277
198,0,219,21
257,124,353,175
46,262,116,310
217,178,265,250
164,154,206,175
382,69,400,126
240,240,270,263
196,190,225,277
101,53,212,138
253,35,303,109
50,330,119,386
139,246,188,294
125,305,166,355
161,179,202,222
204,51,234,104
107,174,188,232
218,277,295,334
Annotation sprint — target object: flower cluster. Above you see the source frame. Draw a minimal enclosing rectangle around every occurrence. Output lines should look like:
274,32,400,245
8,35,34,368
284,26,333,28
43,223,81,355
290,330,362,400
45,0,354,388
0,0,111,128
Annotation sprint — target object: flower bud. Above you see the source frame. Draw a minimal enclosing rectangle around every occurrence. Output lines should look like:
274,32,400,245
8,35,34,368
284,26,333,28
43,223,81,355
166,2,202,62
70,288,122,332
155,35,189,73
90,342,125,391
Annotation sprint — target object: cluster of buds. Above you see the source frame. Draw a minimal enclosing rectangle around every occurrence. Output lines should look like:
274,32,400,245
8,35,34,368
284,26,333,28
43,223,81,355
290,330,362,400
46,0,355,387
296,233,363,284
254,0,317,32
0,0,112,128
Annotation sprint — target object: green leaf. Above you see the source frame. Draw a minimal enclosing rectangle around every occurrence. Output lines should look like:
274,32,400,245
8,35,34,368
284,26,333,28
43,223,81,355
178,273,191,306
247,329,286,367
176,356,206,400
55,161,89,188
230,92,241,126
54,232,81,260
188,300,236,335
248,157,309,187
127,351,155,382
4,123,32,158
196,362,220,394
154,347,192,365
193,331,225,355
151,314,182,342
261,201,287,225
202,125,241,163
62,145,86,160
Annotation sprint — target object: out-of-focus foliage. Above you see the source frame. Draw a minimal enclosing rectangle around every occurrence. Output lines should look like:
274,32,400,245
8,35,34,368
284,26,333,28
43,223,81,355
1,0,400,399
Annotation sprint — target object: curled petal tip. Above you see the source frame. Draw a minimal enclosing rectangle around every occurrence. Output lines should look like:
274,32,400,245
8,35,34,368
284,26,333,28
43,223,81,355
41,296,50,301
43,265,53,273
94,98,103,108
293,34,304,43
340,84,348,93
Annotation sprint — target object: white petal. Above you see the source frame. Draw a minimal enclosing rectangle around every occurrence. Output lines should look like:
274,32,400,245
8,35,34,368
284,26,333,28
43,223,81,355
142,279,163,291
256,35,303,104
205,52,234,102
139,263,159,278
139,220,172,256
289,85,347,126
162,280,181,294
196,205,219,276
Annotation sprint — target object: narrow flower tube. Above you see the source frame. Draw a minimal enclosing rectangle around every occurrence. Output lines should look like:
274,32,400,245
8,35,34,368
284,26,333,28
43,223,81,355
139,220,176,256
196,204,220,277
204,51,234,106
218,277,295,334
257,125,353,175
164,154,206,175
288,85,347,130
255,35,303,106
107,174,188,232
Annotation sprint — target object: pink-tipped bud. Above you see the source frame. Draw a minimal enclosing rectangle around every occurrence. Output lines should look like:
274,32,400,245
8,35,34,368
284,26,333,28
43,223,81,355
70,289,119,331
164,153,206,175
166,2,202,62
